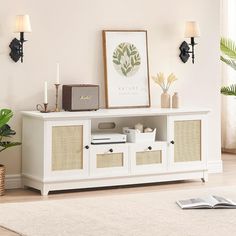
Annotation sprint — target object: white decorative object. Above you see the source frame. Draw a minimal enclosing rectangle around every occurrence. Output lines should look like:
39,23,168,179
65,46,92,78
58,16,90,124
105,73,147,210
185,21,200,38
15,15,32,32
56,63,60,84
124,128,156,143
134,123,144,133
21,108,209,195
144,127,153,133
44,81,48,104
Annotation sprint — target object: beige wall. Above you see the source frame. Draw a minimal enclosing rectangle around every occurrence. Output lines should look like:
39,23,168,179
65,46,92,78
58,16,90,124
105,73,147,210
0,0,221,175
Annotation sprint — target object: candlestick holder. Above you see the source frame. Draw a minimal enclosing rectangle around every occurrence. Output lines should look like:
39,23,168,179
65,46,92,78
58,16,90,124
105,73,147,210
36,103,51,113
54,83,61,112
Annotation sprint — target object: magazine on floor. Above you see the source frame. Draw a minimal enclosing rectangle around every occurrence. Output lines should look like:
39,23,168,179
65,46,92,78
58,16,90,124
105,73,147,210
176,195,236,209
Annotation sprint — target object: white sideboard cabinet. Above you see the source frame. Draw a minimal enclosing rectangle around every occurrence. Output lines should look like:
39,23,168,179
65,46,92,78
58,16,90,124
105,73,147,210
22,108,209,195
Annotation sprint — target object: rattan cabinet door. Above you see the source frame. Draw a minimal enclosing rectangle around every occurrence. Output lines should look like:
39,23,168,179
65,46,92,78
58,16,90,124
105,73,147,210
45,120,90,179
168,115,207,172
174,120,201,163
52,125,84,171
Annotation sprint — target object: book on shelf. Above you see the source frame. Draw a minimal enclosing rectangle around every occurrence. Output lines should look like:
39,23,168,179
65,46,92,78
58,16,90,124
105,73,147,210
176,195,236,209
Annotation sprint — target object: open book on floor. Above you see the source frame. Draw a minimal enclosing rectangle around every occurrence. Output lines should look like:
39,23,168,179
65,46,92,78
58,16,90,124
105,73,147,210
176,195,236,209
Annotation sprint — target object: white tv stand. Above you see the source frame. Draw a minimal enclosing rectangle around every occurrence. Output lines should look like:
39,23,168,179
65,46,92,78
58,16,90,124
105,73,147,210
22,108,209,195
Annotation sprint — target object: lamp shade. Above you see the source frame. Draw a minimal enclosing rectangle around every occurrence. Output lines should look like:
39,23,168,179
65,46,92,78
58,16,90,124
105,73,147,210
184,21,200,38
15,15,32,33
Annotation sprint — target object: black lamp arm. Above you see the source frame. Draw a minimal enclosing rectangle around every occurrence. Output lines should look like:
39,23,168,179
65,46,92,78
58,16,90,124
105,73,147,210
179,37,197,64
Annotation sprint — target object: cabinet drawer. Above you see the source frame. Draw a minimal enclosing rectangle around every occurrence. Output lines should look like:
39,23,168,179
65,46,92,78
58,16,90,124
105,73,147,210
90,144,129,177
130,142,167,174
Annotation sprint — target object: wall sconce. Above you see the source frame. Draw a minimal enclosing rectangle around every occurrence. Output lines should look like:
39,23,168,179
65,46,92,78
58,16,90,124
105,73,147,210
179,21,200,64
9,15,32,63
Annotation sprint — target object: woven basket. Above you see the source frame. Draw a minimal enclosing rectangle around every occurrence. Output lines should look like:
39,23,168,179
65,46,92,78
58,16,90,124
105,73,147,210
0,165,6,196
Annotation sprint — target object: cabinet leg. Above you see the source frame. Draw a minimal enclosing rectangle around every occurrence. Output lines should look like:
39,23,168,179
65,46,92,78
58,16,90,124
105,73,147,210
23,185,28,190
201,172,208,183
40,188,49,196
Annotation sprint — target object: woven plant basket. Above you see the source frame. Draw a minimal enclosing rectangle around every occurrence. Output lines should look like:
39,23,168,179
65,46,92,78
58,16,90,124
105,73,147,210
0,165,6,196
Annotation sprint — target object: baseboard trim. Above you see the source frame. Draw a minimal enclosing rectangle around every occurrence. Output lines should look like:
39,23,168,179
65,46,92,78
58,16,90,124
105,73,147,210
5,174,22,189
207,160,223,173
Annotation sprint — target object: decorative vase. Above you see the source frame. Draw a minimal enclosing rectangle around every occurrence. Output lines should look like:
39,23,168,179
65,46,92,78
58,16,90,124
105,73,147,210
172,92,179,108
0,165,5,196
161,91,170,108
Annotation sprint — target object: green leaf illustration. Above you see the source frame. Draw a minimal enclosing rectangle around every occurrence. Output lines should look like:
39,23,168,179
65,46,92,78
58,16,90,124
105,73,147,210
126,67,132,74
130,51,137,56
113,60,120,65
127,48,131,57
113,42,141,77
121,67,127,76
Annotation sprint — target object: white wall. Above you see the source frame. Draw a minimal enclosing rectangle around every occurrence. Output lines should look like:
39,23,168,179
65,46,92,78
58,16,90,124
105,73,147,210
0,0,221,176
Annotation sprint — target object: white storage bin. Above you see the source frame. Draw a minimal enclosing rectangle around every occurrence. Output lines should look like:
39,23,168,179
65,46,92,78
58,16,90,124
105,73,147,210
123,127,156,143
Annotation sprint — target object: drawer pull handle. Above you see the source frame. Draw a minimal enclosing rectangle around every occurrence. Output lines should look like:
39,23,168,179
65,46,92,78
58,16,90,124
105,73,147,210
148,146,152,151
170,141,175,145
109,148,113,153
85,145,90,149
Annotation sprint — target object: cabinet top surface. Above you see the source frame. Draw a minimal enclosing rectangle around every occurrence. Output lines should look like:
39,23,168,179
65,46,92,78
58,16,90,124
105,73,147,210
21,108,210,120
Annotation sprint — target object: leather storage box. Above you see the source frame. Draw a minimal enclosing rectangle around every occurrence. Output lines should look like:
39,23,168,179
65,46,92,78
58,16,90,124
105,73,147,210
62,84,99,111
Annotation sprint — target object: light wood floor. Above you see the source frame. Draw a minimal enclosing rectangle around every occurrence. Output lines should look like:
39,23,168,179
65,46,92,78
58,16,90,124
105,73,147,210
0,153,235,236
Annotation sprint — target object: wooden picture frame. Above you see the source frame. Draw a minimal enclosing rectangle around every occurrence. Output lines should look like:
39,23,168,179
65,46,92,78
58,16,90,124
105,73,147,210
102,30,151,108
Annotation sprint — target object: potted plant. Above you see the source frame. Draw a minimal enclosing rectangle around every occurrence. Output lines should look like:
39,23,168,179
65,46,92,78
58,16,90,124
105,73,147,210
0,109,21,196
220,38,236,95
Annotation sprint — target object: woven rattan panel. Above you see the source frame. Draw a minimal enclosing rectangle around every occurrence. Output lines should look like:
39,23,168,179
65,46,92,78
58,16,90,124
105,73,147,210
52,125,83,171
136,151,162,165
174,120,201,162
97,153,123,168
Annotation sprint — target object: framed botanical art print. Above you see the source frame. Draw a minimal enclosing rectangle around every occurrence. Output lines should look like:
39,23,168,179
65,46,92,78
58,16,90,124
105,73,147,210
102,30,150,108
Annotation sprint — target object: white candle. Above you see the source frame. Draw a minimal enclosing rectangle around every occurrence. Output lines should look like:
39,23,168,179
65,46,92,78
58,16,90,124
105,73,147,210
44,81,48,104
56,63,60,84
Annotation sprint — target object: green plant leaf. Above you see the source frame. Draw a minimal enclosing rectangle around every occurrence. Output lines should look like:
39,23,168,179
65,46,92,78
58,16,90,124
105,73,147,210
0,109,13,129
221,38,236,60
0,124,16,137
0,142,21,152
221,84,236,96
221,56,236,71
0,109,21,152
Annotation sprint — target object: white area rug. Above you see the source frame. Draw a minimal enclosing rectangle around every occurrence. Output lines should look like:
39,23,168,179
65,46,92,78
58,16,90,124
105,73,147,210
1,186,236,236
